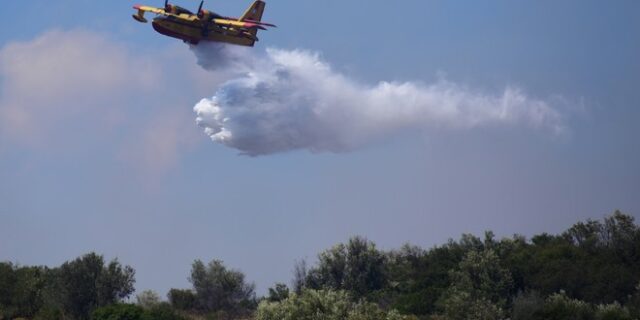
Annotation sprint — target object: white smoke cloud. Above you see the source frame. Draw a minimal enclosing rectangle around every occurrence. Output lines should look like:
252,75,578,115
190,42,254,72
193,46,564,156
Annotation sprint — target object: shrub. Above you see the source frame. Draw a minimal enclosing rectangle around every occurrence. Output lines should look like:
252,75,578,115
512,291,544,320
136,290,161,310
538,292,593,320
91,304,145,320
255,289,414,320
145,303,186,320
594,302,632,320
168,289,196,311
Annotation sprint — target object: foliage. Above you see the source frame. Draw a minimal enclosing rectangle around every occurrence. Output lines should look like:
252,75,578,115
267,283,290,302
91,303,185,320
167,289,196,311
306,236,387,299
0,263,49,319
511,291,544,320
255,289,412,320
143,303,186,320
594,302,632,320
524,211,640,303
292,259,308,294
436,248,512,320
537,291,594,320
378,211,640,316
136,290,161,310
439,290,503,320
0,253,134,320
1,211,639,320
55,253,136,320
628,282,640,318
190,259,256,313
33,306,65,320
91,304,145,320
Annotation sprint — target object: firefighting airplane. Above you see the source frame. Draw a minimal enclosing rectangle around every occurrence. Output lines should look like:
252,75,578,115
132,0,275,46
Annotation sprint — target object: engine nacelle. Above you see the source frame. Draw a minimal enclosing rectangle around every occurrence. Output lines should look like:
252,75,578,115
198,9,212,21
165,4,193,15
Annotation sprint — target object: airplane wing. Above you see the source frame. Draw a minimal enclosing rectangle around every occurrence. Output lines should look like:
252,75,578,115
133,5,266,27
133,5,166,15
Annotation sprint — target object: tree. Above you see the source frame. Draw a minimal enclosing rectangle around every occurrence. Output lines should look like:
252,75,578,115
0,262,16,315
526,212,640,304
0,263,49,319
136,290,161,310
267,283,290,302
307,236,387,298
438,249,513,320
188,259,256,315
385,242,465,316
167,289,196,311
292,259,308,294
55,253,135,320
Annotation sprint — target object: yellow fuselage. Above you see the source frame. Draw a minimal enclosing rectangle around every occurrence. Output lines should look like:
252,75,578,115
152,16,255,46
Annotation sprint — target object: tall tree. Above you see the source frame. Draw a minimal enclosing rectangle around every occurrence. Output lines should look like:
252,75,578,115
55,253,135,320
0,263,48,319
188,259,256,315
307,236,387,298
439,249,513,320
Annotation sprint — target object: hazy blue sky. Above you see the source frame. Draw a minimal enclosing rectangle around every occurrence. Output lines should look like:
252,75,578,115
0,0,639,297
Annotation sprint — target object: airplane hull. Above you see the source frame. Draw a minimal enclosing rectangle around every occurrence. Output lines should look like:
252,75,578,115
152,17,255,46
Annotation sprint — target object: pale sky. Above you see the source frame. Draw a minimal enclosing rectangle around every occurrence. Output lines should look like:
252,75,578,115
0,0,639,297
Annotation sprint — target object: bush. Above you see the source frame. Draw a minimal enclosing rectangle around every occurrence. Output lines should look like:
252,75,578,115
512,291,544,320
168,289,196,311
255,289,413,320
91,304,145,320
92,303,185,320
145,303,186,320
33,307,64,320
594,302,631,320
538,292,593,320
136,290,160,310
628,282,640,318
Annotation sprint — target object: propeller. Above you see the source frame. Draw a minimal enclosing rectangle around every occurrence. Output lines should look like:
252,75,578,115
197,0,210,37
197,1,204,14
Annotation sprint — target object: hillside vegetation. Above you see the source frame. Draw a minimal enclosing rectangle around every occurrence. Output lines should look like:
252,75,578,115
1,211,639,320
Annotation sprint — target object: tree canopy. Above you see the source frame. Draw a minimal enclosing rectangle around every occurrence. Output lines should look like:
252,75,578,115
1,210,639,320
0,253,134,320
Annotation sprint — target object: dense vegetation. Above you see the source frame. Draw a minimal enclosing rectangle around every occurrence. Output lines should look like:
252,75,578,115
1,210,639,320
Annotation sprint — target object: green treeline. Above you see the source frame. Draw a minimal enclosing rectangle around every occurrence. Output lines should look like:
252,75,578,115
1,210,640,320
